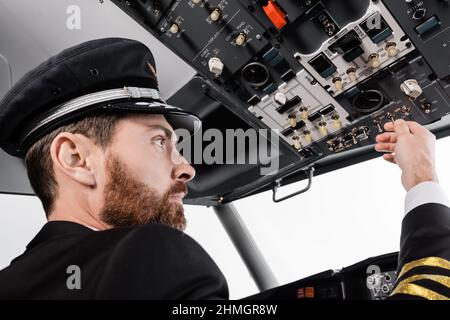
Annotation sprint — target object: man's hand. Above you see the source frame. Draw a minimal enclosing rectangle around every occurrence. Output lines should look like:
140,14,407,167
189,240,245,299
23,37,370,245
375,120,438,192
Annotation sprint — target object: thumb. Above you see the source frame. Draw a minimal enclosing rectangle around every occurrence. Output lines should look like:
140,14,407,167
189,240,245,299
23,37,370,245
394,119,411,136
406,121,425,135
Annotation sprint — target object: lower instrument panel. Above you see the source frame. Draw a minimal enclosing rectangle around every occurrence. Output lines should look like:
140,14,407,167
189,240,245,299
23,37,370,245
245,252,398,300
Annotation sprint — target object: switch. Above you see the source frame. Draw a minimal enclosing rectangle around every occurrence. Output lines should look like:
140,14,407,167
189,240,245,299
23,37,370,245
263,0,287,30
308,111,322,123
386,42,399,57
319,105,335,116
387,113,396,124
289,114,297,128
292,136,302,150
333,77,343,91
318,121,328,136
235,32,247,46
328,30,364,62
369,53,381,69
400,79,423,100
415,15,441,36
210,8,222,21
169,23,180,34
347,68,357,82
309,54,337,79
373,120,383,133
281,127,294,137
276,96,302,114
360,13,393,44
208,57,224,76
303,130,312,143
274,92,287,106
401,105,411,115
420,102,432,114
331,114,341,129
300,106,309,120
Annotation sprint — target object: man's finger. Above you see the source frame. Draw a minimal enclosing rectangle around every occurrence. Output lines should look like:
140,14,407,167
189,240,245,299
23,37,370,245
375,143,395,152
394,119,411,136
383,153,397,164
384,122,395,132
376,132,397,143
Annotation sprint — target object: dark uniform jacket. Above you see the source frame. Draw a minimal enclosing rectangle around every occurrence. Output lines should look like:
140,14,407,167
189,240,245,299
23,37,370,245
388,203,450,300
0,222,228,299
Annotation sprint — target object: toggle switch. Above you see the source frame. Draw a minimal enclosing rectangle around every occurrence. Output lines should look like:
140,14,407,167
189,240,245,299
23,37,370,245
346,68,357,82
235,32,247,46
373,120,383,133
318,121,328,136
303,130,312,144
208,57,224,76
299,106,309,120
169,23,180,34
386,42,399,57
401,105,411,116
289,114,297,128
331,114,341,129
387,113,396,124
292,136,302,150
210,8,222,21
369,53,381,69
333,77,343,91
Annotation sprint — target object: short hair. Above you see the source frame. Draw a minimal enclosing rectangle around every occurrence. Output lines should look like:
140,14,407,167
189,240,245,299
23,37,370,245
24,112,132,216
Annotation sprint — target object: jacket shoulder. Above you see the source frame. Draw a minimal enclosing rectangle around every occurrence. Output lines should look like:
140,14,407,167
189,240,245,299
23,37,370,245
94,224,229,299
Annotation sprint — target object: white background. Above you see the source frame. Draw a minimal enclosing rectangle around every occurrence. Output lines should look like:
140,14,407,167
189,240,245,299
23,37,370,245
1,0,450,299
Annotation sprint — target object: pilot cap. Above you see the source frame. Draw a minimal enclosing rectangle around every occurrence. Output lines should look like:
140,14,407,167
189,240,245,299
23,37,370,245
0,37,201,158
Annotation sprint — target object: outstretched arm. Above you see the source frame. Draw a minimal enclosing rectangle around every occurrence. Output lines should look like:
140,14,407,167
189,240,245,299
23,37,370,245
375,120,450,300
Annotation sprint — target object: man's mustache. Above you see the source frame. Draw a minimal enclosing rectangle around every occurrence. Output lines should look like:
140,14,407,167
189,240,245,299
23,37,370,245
169,182,188,196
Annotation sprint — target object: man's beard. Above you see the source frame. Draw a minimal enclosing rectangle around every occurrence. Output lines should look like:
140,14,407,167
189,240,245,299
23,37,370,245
100,156,187,231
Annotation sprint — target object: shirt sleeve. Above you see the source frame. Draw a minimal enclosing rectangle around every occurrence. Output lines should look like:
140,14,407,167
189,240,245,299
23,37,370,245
404,181,450,216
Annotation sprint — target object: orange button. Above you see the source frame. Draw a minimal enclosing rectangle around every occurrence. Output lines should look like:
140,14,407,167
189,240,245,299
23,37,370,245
305,287,315,298
263,0,287,30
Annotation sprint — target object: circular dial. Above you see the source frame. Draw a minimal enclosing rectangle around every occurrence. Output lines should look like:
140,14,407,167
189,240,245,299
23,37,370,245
242,62,270,87
353,89,385,114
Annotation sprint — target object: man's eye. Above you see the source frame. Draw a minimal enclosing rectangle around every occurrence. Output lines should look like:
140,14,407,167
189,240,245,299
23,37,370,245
153,137,167,150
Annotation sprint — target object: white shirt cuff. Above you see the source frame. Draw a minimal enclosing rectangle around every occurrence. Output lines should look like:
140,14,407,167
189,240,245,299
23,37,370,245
405,181,450,216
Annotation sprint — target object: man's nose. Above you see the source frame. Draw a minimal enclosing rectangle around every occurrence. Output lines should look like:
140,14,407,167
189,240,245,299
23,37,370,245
173,157,196,183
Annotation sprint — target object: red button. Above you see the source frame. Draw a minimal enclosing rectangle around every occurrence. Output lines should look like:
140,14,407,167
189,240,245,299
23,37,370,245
263,0,287,30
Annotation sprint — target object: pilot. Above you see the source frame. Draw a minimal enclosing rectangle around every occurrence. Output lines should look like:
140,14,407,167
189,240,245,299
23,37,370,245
0,38,228,299
0,37,448,300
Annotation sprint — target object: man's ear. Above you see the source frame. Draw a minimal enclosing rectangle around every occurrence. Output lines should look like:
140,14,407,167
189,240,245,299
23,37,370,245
49,132,100,188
